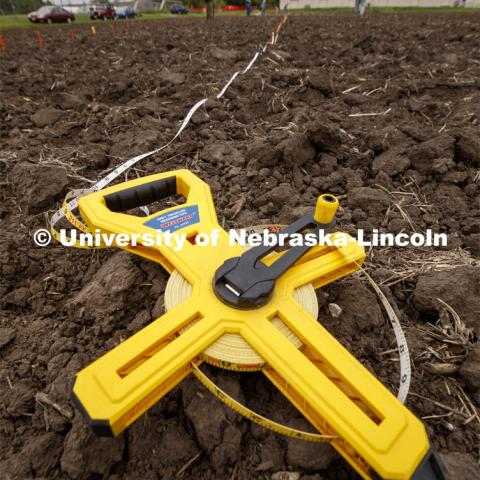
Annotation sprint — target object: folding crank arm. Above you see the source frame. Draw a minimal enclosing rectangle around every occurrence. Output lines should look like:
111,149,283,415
214,194,340,308
241,313,435,480
72,301,220,437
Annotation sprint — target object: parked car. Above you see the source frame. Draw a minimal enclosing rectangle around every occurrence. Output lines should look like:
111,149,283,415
170,3,189,14
115,7,139,19
89,4,116,20
28,6,74,24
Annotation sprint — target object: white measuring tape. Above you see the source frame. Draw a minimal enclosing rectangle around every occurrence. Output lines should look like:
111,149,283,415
50,98,208,230
50,17,289,236
357,265,411,403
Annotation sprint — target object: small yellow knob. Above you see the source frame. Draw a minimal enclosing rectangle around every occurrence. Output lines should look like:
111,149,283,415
314,194,339,224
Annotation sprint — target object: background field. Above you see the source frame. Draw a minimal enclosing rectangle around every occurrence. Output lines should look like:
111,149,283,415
1,10,479,480
0,6,478,30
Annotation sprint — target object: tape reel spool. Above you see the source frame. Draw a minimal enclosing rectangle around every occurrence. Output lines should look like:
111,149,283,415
165,272,318,370
164,226,318,371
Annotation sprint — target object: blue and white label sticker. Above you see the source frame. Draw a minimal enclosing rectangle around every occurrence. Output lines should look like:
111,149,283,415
144,205,199,232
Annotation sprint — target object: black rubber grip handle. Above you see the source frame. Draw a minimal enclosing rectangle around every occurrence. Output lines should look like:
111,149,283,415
103,176,176,213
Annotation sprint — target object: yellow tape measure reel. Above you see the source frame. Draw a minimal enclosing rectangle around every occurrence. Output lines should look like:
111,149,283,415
69,170,445,480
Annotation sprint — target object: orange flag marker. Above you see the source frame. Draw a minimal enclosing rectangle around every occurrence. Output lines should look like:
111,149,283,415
0,32,7,51
36,31,43,48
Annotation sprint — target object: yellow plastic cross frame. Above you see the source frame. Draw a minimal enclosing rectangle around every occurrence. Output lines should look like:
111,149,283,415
72,170,434,480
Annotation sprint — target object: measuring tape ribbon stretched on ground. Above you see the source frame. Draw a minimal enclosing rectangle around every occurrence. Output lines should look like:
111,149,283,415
50,97,209,241
191,362,338,443
356,264,411,404
50,16,289,241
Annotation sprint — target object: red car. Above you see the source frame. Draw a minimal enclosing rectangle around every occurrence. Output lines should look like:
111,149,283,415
28,6,75,24
89,4,116,20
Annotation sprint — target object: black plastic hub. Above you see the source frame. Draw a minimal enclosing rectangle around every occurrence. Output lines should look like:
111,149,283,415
213,213,335,309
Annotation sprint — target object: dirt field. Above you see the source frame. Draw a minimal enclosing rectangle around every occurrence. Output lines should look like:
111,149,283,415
1,13,479,480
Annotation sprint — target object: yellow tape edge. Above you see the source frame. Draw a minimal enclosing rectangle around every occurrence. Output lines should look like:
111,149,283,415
50,197,108,249
191,363,337,443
